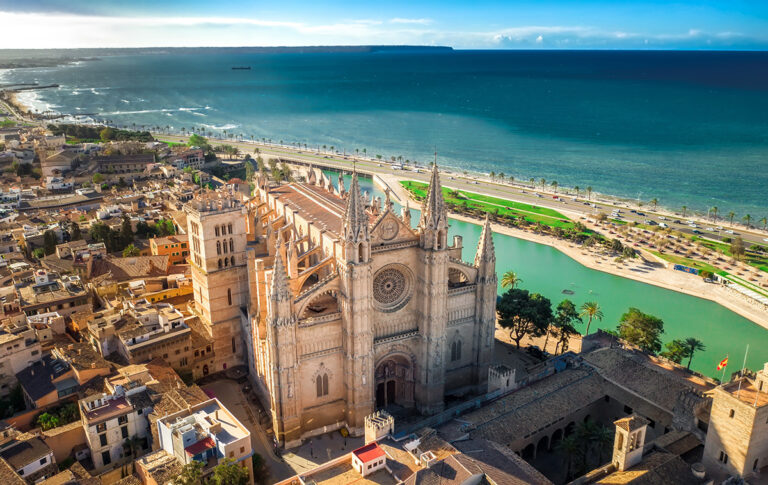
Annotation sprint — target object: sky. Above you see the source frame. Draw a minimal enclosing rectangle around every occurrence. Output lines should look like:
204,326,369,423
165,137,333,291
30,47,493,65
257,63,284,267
0,0,767,50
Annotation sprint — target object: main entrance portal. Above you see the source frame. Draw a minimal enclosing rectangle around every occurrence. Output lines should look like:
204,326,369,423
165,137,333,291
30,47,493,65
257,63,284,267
375,355,415,409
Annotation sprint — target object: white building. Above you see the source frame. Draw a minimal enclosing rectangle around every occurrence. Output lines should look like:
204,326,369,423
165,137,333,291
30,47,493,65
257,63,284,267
79,383,152,472
0,327,41,397
157,398,253,481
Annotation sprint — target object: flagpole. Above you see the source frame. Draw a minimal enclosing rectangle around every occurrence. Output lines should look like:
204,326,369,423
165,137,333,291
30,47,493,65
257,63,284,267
721,354,728,382
736,345,749,399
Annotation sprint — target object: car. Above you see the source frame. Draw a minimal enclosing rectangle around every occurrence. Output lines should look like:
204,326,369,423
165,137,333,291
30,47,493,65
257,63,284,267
630,209,637,214
704,278,713,283
659,223,668,228
637,212,645,216
659,216,666,220
705,227,715,231
689,223,698,228
692,229,702,234
725,230,734,234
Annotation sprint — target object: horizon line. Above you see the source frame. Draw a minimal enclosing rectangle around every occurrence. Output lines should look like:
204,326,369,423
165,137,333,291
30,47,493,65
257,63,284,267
2,45,768,52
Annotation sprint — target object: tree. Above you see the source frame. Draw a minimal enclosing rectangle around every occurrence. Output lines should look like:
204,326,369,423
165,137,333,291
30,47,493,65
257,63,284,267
610,238,623,253
617,308,664,353
244,159,255,182
556,435,581,481
730,237,745,260
121,214,134,247
552,299,582,354
252,454,271,485
92,173,104,184
174,460,204,485
683,337,706,370
743,214,753,228
500,270,523,289
70,222,82,241
43,229,58,255
651,198,658,210
188,133,208,148
37,412,60,431
579,301,603,336
660,339,688,364
586,186,593,200
122,244,140,257
682,205,687,217
209,458,249,485
710,206,718,221
761,216,768,231
496,288,553,348
99,127,115,142
728,211,736,225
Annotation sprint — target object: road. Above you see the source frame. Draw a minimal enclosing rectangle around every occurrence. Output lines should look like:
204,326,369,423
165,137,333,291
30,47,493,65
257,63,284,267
156,133,768,248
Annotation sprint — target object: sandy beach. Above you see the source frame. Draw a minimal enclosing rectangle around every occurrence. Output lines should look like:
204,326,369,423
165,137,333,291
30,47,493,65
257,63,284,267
380,173,768,330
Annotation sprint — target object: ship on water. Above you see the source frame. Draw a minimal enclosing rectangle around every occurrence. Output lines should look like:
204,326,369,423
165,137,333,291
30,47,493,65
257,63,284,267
231,66,251,70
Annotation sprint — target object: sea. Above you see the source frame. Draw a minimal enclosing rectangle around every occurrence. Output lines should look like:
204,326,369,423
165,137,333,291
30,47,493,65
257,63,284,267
2,49,768,217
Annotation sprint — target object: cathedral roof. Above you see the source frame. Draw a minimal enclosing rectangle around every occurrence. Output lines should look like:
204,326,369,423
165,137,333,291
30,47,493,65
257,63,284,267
343,171,370,243
475,214,496,267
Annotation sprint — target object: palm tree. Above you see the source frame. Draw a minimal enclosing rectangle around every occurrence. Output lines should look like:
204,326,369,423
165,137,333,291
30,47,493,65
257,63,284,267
498,172,505,183
743,214,753,228
760,216,767,231
710,206,718,221
556,435,581,481
579,301,603,336
540,178,546,190
551,181,558,193
500,271,522,289
589,425,613,466
651,198,658,210
574,186,580,198
684,338,706,370
529,177,535,187
586,186,593,200
728,211,736,225
490,171,495,181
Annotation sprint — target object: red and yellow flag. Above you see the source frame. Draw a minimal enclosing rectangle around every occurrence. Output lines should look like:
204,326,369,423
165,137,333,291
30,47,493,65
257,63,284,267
716,357,728,371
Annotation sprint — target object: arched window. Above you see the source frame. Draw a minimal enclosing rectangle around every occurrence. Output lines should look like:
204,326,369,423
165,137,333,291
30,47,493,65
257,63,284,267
451,340,462,361
224,258,229,267
216,241,221,255
230,256,235,266
316,374,329,397
222,240,228,254
228,223,233,234
215,226,220,237
231,336,236,353
229,238,234,252
227,288,232,306
218,259,222,269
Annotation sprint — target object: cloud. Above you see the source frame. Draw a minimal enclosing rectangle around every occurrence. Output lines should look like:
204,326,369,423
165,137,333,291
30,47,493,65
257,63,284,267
535,35,543,43
389,18,433,25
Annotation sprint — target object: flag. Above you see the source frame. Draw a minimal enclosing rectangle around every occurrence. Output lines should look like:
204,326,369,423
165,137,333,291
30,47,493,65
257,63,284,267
717,357,728,371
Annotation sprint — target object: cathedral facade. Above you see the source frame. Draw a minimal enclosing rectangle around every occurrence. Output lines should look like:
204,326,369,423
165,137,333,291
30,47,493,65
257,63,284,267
188,164,497,448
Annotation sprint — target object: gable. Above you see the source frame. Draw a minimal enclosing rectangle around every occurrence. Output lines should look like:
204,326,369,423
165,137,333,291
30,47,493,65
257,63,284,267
370,211,416,246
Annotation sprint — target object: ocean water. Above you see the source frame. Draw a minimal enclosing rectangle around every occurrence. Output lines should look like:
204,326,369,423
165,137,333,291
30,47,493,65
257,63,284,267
2,50,768,217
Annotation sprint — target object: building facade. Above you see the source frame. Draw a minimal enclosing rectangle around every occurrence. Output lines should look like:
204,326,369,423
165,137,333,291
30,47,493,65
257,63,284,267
238,165,496,447
184,196,248,375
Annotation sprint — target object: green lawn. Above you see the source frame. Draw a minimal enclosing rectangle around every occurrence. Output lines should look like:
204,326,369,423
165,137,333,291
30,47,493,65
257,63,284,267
401,180,573,229
692,237,768,272
650,251,722,275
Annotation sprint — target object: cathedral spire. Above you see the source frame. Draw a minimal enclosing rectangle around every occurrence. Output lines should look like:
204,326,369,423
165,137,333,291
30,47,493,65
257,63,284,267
271,240,292,302
419,162,448,232
475,213,496,268
343,171,369,244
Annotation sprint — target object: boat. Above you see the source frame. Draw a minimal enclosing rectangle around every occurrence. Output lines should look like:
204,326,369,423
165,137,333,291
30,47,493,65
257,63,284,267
561,289,575,295
231,66,251,70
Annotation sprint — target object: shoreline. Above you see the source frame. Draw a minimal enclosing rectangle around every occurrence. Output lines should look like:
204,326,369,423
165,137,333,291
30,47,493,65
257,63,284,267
4,85,768,224
381,172,768,329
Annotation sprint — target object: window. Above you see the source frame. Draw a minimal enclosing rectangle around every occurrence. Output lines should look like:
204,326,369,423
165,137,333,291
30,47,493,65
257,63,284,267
224,258,229,267
617,432,624,451
729,409,735,418
450,340,462,361
755,459,760,472
240,447,245,453
215,226,220,237
231,256,235,266
99,434,107,446
228,223,233,234
96,423,107,433
223,240,228,254
102,450,111,465
216,241,221,255
40,457,47,465
118,415,128,425
231,336,236,353
316,374,329,397
229,238,234,252
180,357,188,367
218,259,223,269
31,350,39,355
228,289,232,306
719,451,729,464
229,451,234,458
